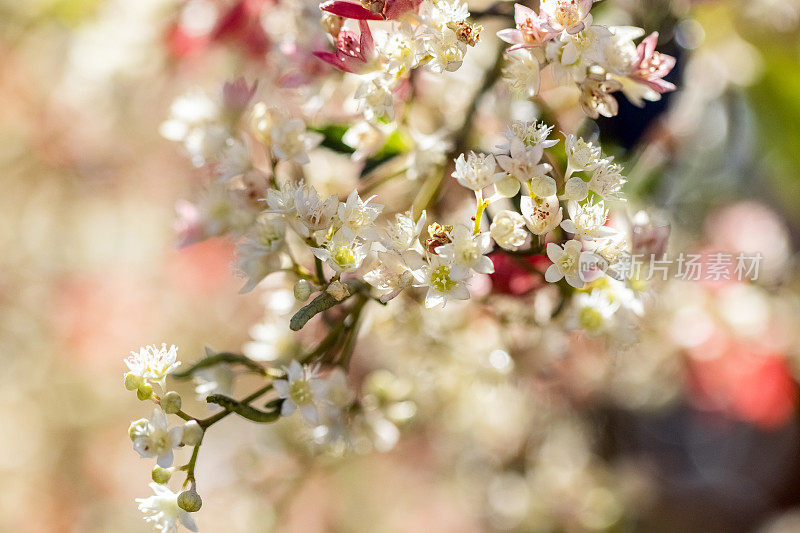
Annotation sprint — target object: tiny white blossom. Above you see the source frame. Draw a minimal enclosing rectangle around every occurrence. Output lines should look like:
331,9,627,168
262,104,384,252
312,227,369,272
273,360,330,424
375,23,420,75
355,75,395,121
129,408,183,468
564,134,603,176
503,48,541,97
160,90,226,167
589,158,627,200
216,138,251,181
294,184,338,237
342,121,387,161
125,344,181,390
496,137,553,188
490,210,528,251
407,130,451,181
452,152,504,191
501,121,559,149
520,194,563,235
337,190,383,237
381,210,427,252
544,240,599,288
574,289,619,334
364,250,423,302
412,254,471,308
236,216,286,293
561,200,616,239
435,225,494,275
579,73,623,119
423,27,467,73
136,482,198,533
271,118,322,164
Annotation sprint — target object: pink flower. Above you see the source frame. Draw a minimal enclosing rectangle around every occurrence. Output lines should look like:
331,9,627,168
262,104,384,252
222,78,257,116
631,32,676,93
320,1,383,20
539,0,594,35
313,19,377,73
497,4,558,50
320,0,420,21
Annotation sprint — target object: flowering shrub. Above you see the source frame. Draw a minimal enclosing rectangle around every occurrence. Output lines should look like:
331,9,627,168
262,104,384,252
124,1,679,530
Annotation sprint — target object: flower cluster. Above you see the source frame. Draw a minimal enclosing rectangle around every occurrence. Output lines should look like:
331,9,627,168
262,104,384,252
124,0,682,530
498,1,676,117
317,0,481,121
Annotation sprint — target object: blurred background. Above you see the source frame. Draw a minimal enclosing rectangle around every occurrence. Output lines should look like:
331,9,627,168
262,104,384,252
3,0,800,531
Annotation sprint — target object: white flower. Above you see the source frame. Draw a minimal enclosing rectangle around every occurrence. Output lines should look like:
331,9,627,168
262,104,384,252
603,26,645,76
129,409,183,468
502,121,559,149
125,344,181,390
435,225,494,275
423,27,467,73
452,152,504,191
216,138,251,181
342,121,386,161
271,117,322,164
490,210,528,251
544,240,600,288
574,289,619,334
560,200,616,239
364,250,423,302
381,210,427,252
503,48,541,97
579,73,623,119
264,180,298,215
546,25,612,83
520,194,562,235
589,158,627,200
496,137,553,187
412,254,471,308
312,227,368,272
136,482,198,533
407,131,450,181
355,75,395,121
337,190,383,237
160,90,225,167
564,134,603,176
236,216,286,293
294,184,338,237
273,360,330,424
375,23,420,75
419,0,470,29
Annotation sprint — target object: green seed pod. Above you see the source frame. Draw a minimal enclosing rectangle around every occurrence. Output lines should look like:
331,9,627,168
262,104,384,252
177,489,203,512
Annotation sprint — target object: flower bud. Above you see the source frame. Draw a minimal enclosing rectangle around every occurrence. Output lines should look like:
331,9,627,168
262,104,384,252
182,420,204,446
161,391,182,414
124,372,143,391
152,466,172,484
137,384,153,401
178,488,203,512
564,177,589,201
294,279,313,302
